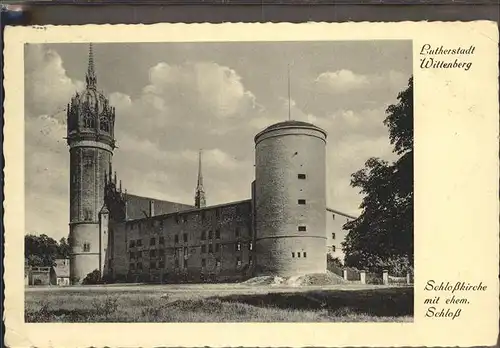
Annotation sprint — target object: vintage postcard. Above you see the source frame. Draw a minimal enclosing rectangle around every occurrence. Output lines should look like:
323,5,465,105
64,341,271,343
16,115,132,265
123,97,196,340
3,22,499,347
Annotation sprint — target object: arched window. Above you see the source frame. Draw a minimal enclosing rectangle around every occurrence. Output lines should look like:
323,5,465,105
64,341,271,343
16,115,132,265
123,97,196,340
83,110,95,128
100,115,109,132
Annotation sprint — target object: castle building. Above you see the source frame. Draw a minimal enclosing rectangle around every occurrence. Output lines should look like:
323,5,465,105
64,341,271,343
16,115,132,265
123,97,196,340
326,208,356,261
66,46,355,284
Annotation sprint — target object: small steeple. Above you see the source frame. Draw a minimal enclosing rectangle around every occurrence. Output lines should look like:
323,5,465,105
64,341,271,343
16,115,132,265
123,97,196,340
86,43,97,90
197,149,204,189
195,149,206,209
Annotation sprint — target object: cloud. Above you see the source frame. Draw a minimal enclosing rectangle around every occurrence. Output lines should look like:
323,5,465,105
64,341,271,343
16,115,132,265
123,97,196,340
25,115,69,237
314,69,408,98
315,69,370,93
24,47,78,237
117,61,258,128
149,62,257,118
25,45,84,120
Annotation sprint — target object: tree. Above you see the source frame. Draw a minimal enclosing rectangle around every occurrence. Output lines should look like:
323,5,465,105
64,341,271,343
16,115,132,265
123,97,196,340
25,234,72,267
342,76,413,274
327,254,343,268
57,237,71,259
25,234,60,267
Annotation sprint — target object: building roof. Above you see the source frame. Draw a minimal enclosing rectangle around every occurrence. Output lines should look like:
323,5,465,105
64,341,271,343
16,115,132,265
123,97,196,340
125,199,252,224
53,259,70,278
263,120,319,131
126,194,194,220
31,267,51,273
254,120,327,142
326,207,357,220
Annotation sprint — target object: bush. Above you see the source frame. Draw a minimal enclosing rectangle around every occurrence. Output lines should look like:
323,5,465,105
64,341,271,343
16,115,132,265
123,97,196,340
327,254,343,268
383,256,413,277
82,269,102,285
366,272,383,285
345,253,413,276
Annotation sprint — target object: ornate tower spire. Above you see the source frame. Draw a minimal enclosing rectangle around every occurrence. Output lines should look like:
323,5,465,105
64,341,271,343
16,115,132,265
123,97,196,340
66,43,116,284
195,149,206,208
86,43,97,90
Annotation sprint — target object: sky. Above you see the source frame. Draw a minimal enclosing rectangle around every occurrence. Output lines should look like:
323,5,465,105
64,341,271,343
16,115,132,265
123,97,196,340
24,41,412,241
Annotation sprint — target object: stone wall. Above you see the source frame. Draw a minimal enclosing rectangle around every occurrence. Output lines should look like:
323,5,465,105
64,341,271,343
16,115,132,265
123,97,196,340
69,146,111,223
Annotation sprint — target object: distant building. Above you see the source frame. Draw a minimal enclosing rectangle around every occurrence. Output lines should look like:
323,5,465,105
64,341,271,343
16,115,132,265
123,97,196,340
27,266,51,286
24,259,71,286
326,208,356,261
66,45,356,284
52,259,70,286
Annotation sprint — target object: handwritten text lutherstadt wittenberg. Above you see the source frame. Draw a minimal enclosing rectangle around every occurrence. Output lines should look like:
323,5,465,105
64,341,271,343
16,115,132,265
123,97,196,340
420,44,475,71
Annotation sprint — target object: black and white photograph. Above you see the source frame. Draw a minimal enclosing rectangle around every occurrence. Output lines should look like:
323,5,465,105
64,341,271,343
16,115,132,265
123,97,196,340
23,39,415,323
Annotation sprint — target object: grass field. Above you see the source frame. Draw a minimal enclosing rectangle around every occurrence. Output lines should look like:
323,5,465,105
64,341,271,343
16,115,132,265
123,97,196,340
25,284,413,322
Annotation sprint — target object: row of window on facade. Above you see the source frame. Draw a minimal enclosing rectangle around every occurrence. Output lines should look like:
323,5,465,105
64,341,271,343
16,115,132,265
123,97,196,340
129,255,251,271
130,249,166,259
129,241,250,260
128,227,246,248
291,251,307,258
160,206,247,225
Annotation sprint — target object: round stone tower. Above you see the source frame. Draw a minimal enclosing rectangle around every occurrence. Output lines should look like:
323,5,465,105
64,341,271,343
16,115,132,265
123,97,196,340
66,44,116,284
254,120,327,277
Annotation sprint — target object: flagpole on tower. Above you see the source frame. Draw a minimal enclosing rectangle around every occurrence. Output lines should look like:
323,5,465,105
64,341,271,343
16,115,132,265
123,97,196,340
288,64,291,121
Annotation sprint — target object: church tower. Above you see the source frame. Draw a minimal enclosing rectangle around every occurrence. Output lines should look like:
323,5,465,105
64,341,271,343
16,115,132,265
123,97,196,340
66,44,116,284
194,149,206,208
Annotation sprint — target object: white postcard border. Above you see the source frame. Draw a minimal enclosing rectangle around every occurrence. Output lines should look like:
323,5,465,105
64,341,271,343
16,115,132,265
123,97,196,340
4,22,499,347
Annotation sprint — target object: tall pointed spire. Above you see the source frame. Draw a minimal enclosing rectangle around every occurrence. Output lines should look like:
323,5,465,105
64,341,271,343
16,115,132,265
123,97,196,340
195,149,206,209
197,149,204,189
86,43,97,90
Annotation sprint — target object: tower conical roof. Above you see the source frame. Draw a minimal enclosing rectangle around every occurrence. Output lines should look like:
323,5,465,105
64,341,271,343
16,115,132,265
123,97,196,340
67,43,116,146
